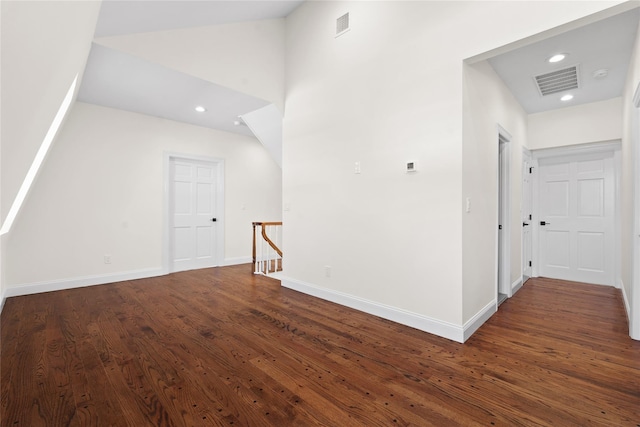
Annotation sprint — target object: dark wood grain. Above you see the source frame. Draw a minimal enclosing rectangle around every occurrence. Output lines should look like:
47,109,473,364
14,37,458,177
2,268,639,426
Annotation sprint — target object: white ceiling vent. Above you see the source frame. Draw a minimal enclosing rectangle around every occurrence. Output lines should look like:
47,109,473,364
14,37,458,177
336,13,350,37
534,65,580,96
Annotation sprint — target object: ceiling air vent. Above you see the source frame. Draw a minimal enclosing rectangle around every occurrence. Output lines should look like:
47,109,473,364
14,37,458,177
534,65,579,96
336,13,350,37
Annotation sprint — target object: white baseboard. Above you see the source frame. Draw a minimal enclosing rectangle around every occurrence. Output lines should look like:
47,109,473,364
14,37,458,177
512,277,523,295
0,288,6,314
281,276,466,343
3,268,165,299
463,300,496,342
620,279,631,323
223,256,252,266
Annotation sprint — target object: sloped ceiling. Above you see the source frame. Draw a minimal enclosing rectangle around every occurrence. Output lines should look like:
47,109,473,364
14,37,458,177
78,1,303,136
79,44,271,136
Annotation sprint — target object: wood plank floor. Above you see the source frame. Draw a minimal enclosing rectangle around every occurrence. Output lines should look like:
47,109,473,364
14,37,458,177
2,266,639,426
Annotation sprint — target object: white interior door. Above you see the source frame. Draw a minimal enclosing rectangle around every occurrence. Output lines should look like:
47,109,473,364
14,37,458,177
522,153,533,281
170,158,219,272
538,153,614,286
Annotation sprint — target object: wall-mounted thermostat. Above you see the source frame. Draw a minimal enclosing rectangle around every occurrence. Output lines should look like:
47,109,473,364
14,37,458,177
406,161,417,172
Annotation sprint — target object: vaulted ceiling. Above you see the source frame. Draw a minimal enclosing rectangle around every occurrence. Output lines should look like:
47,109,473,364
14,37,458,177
77,0,304,136
77,1,640,134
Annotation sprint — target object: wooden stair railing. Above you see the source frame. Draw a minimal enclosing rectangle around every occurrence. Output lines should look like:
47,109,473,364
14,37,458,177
252,222,282,275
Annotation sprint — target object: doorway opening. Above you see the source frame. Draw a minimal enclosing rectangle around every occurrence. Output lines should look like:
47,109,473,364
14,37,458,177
497,128,511,306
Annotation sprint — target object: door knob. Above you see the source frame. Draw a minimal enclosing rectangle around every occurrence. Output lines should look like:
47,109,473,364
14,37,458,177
523,222,529,227
211,218,217,222
540,221,550,226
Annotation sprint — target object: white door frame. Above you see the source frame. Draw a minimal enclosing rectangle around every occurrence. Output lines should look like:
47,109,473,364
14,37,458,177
163,152,225,273
631,84,640,340
497,126,512,301
531,140,621,285
521,147,533,285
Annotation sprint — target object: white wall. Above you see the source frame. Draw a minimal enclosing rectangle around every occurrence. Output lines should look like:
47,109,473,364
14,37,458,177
621,20,640,338
1,0,101,224
528,98,623,149
0,0,101,306
283,1,619,341
95,19,286,111
462,60,529,323
5,102,282,288
1,1,3,305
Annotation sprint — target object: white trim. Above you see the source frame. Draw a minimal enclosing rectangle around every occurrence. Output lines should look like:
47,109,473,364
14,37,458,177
463,300,496,342
533,140,621,160
497,125,512,299
511,277,523,295
3,268,165,299
532,141,620,287
163,153,225,273
224,256,252,266
0,289,7,314
614,149,622,290
521,147,533,283
281,276,466,343
632,81,640,108
632,84,640,340
531,157,540,277
620,279,630,321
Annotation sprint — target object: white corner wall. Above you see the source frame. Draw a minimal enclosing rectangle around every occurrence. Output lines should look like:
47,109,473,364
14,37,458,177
528,98,623,149
95,19,286,111
283,1,619,342
462,60,528,325
284,1,465,333
5,102,282,290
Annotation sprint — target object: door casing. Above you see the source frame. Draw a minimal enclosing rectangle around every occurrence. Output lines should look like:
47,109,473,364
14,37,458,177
497,126,512,302
522,148,533,284
531,141,620,287
163,153,225,273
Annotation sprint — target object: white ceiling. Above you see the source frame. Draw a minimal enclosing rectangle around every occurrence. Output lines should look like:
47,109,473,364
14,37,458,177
488,8,640,114
78,2,640,136
94,0,304,37
78,1,304,136
78,43,270,136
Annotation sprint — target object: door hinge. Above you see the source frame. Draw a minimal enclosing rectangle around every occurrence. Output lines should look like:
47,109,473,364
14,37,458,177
529,261,532,267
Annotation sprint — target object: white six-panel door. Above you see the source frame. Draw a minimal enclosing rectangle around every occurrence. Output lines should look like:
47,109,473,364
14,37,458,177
538,153,614,286
170,158,219,272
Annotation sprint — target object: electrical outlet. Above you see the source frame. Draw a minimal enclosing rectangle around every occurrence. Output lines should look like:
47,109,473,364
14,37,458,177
324,265,332,278
104,255,112,264
354,161,361,174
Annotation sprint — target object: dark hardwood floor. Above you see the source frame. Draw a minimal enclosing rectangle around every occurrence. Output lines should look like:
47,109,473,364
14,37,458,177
2,266,639,426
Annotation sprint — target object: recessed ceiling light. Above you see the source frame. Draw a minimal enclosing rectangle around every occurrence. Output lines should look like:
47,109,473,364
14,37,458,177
548,53,567,63
560,94,574,102
194,106,206,113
